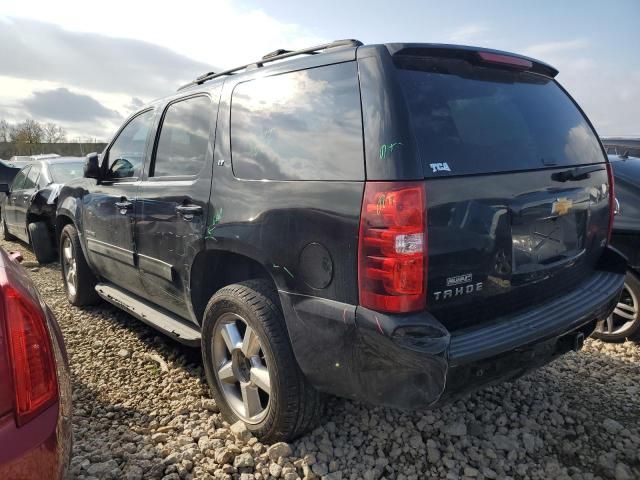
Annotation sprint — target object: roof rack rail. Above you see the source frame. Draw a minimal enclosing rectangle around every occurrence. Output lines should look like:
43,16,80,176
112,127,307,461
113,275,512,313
177,39,362,91
262,48,292,60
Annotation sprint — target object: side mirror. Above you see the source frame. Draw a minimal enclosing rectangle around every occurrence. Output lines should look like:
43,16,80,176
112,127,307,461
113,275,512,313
0,183,9,193
84,152,101,179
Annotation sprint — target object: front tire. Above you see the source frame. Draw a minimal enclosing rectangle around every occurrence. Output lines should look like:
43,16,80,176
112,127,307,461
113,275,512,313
593,271,640,342
201,280,323,441
60,224,100,306
28,221,55,264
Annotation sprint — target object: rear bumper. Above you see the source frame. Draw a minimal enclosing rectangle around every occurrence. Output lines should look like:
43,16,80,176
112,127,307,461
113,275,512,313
448,269,621,366
280,246,626,409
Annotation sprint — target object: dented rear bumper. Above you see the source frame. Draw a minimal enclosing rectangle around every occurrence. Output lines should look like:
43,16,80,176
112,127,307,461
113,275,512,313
279,246,626,409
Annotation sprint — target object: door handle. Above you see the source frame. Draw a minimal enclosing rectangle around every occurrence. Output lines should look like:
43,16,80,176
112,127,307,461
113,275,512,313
115,200,133,211
176,204,203,219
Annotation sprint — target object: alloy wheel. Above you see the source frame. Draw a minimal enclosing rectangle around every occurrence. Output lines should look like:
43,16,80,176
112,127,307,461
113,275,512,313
596,281,638,337
212,312,271,423
61,236,77,297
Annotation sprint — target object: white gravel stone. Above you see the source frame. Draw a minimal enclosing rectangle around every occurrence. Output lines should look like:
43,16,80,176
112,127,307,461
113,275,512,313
267,442,293,461
231,420,253,442
603,418,624,434
234,452,255,468
442,421,467,437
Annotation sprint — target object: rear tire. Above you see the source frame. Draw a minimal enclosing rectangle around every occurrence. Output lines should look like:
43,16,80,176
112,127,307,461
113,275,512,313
59,224,100,306
593,271,640,342
201,279,323,442
28,222,55,264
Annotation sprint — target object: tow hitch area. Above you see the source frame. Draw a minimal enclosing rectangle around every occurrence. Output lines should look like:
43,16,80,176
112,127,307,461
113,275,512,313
558,331,585,353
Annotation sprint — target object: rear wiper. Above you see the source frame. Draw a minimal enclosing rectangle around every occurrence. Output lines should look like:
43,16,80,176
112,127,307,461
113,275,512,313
551,165,604,182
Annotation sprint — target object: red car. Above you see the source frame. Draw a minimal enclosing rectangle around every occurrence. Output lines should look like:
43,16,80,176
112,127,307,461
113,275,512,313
0,249,72,479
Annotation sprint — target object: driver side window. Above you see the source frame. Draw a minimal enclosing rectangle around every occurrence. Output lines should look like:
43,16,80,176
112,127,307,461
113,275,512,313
106,110,154,179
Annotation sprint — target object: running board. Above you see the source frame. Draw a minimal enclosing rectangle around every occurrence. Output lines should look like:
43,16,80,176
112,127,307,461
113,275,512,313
95,283,201,347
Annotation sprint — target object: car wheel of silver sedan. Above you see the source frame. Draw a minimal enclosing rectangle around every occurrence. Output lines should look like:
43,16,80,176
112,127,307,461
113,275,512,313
594,271,640,342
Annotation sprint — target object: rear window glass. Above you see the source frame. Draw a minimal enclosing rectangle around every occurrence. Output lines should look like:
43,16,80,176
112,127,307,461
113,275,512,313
231,62,364,181
395,58,605,176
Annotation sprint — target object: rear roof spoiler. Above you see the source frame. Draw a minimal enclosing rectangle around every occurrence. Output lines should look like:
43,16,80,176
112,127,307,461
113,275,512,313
385,43,559,78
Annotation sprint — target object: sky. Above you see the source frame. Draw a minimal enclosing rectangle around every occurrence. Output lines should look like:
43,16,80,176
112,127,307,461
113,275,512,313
0,0,638,141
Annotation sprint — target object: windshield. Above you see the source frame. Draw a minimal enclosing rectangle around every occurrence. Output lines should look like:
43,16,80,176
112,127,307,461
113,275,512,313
395,57,605,176
49,162,85,183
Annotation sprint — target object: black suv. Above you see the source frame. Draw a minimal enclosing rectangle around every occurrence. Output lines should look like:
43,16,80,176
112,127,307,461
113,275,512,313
56,40,625,440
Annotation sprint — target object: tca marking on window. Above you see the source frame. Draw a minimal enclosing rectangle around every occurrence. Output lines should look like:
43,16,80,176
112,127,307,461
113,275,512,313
379,142,403,160
429,162,451,173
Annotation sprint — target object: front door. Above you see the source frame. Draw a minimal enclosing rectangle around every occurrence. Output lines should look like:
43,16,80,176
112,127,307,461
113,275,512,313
135,94,218,321
83,109,155,297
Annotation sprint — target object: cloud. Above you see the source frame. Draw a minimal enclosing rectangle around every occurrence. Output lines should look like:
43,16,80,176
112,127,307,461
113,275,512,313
523,39,589,58
523,38,640,136
125,97,145,113
22,88,121,122
447,24,491,45
0,1,325,70
0,17,213,98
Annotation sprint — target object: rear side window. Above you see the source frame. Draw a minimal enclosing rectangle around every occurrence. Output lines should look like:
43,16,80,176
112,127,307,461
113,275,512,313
395,58,605,176
231,62,364,181
152,96,213,177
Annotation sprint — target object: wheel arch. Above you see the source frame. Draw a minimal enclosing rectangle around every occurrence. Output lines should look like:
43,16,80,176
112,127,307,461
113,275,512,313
55,214,75,247
189,249,280,324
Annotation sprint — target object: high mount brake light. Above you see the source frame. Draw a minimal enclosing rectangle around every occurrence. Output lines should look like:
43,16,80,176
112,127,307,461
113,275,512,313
3,283,57,426
358,182,427,313
477,51,533,70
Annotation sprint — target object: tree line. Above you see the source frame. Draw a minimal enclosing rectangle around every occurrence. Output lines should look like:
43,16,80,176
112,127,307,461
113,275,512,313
0,119,67,144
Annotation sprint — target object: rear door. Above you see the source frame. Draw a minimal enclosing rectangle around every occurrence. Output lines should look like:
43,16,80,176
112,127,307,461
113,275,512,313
4,166,29,235
135,92,219,320
82,109,155,297
15,163,41,238
392,53,610,331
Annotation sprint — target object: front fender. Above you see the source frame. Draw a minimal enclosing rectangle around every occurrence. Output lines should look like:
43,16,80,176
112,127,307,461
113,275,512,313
27,189,57,228
56,194,83,236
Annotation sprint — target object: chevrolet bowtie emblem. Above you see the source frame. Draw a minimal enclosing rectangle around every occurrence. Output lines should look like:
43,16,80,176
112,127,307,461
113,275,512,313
552,198,573,216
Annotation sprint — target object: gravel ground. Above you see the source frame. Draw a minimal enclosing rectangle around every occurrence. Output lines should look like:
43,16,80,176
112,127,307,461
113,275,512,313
3,237,639,480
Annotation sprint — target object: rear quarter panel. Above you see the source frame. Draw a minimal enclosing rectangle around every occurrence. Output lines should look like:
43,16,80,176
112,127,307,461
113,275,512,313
208,78,364,304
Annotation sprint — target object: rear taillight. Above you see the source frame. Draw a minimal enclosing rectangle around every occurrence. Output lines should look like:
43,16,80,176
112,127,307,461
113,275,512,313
606,162,615,244
3,284,57,426
358,181,427,313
